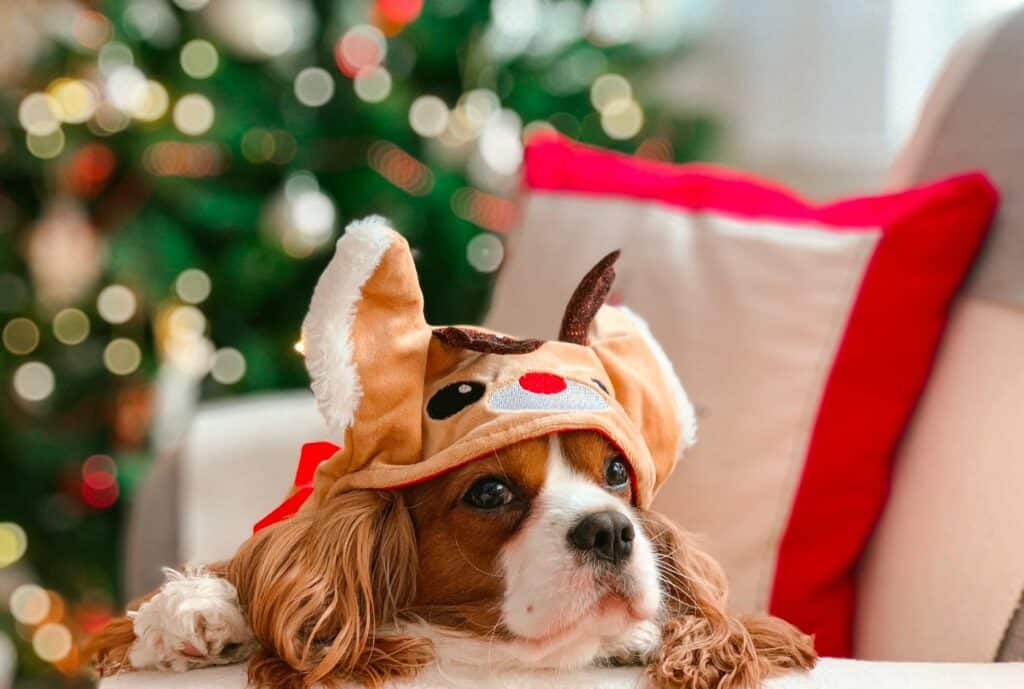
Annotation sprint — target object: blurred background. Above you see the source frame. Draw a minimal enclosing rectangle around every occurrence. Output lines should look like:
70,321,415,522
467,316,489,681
0,0,1017,686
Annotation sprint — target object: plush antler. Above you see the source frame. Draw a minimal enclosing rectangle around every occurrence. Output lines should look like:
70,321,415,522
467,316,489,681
558,250,620,345
433,327,543,355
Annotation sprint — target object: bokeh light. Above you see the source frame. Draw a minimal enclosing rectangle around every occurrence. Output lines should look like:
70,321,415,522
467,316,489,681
590,73,632,111
172,0,209,9
97,285,137,324
81,455,119,510
53,309,91,345
368,141,434,196
72,10,112,49
335,25,386,77
294,68,335,107
168,305,206,339
409,96,448,138
103,338,142,376
26,128,65,160
3,318,40,355
466,233,505,273
601,99,644,139
175,269,212,304
211,347,246,384
12,362,55,402
32,623,72,663
106,65,148,113
354,66,392,103
0,522,28,568
98,42,134,76
10,585,50,625
49,79,98,124
180,40,219,79
133,81,170,122
173,94,215,135
18,93,61,136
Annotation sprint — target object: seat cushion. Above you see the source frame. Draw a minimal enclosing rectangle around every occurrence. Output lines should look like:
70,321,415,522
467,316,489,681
485,133,997,656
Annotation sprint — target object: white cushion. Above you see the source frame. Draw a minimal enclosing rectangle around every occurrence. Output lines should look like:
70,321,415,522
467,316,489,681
99,659,1024,689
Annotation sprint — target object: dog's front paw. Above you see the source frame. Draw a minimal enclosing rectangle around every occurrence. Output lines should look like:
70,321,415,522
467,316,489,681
128,568,256,672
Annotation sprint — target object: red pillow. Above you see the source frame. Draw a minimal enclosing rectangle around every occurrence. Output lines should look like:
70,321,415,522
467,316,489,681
485,133,998,656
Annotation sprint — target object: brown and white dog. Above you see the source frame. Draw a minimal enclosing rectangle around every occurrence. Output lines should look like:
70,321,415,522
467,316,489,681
88,218,816,688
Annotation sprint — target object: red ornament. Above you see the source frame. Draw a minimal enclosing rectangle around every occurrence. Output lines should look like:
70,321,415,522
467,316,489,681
376,0,423,25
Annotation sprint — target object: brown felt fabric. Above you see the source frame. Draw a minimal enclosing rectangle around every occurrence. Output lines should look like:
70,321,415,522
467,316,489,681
307,230,684,510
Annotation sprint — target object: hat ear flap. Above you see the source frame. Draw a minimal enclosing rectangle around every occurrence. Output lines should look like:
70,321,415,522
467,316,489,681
588,305,697,491
303,217,431,465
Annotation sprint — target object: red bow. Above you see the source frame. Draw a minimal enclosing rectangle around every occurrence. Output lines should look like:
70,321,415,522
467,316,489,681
252,441,341,534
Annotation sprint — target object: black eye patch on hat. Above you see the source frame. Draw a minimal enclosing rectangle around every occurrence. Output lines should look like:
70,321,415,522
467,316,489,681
427,381,486,420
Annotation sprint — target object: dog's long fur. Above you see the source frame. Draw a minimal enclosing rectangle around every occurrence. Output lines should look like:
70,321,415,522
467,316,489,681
89,469,814,689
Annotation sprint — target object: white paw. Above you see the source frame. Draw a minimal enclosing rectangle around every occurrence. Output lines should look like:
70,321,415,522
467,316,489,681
128,567,257,672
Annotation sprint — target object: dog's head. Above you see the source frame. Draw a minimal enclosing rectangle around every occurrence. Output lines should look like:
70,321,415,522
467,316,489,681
228,217,814,688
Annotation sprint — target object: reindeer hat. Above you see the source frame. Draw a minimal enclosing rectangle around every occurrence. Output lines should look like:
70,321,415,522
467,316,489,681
257,216,696,530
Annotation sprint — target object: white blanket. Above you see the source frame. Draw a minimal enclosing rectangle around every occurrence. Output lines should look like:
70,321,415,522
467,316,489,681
101,658,1024,689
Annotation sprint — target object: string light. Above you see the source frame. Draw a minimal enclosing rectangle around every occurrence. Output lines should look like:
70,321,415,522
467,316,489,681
294,68,335,107
12,362,55,402
10,585,50,625
32,623,72,663
173,94,215,136
0,522,28,568
409,95,449,138
293,339,305,355
103,338,142,376
3,318,40,355
211,348,246,384
354,66,392,103
466,233,505,273
175,269,212,304
97,285,137,324
53,309,91,345
180,40,219,79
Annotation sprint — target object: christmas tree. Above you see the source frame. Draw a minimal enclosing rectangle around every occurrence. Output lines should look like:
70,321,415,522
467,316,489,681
0,0,714,684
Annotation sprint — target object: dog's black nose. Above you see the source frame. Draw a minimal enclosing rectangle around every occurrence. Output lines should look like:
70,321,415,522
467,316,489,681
568,510,634,565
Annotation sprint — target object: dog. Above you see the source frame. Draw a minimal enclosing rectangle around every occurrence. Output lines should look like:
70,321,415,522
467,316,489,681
87,218,816,688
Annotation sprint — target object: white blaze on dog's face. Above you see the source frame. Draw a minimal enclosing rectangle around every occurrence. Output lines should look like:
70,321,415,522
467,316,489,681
404,431,663,670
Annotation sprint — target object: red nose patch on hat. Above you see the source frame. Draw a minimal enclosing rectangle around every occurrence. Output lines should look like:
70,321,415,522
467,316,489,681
519,372,566,394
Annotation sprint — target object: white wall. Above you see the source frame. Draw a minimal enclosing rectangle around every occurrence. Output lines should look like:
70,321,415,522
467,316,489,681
659,0,1023,198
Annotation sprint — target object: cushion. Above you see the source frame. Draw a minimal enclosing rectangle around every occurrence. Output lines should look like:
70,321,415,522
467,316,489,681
484,133,997,656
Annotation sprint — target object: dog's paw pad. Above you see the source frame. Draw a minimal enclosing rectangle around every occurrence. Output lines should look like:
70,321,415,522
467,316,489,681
127,569,256,672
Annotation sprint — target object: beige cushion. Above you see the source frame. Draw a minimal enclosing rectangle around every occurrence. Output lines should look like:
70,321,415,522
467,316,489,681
855,298,1024,660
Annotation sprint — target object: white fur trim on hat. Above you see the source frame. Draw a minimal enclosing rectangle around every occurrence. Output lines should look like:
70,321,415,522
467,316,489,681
618,305,698,450
302,216,395,431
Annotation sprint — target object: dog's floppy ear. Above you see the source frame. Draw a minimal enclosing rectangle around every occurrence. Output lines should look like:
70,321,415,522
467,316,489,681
228,490,432,689
302,217,432,483
642,511,816,689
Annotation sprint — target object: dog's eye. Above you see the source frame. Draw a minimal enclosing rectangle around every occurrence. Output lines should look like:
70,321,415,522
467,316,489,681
604,455,630,489
427,381,486,420
463,478,514,510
